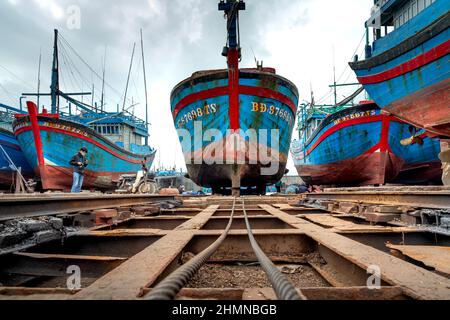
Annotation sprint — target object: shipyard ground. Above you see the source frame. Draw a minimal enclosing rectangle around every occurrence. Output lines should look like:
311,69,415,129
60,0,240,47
0,188,449,301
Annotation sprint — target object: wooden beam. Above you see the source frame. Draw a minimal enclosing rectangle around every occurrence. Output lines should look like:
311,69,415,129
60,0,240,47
301,214,421,233
87,229,168,237
13,252,127,261
386,244,450,276
75,205,219,300
259,205,450,300
0,287,79,296
243,286,405,300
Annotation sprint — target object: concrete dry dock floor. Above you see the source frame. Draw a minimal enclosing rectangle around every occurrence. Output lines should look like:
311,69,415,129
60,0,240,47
0,195,449,300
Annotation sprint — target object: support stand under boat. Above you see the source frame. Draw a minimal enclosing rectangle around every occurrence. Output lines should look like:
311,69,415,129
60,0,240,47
0,145,35,193
231,164,242,197
440,139,450,186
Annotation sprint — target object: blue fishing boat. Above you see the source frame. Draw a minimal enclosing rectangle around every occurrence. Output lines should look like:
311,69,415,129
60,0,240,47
0,104,33,187
170,1,299,195
291,100,442,186
349,0,449,137
12,30,155,191
390,123,442,184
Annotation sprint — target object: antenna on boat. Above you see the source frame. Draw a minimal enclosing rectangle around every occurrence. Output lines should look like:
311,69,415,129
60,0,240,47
101,46,107,112
140,28,150,146
91,83,95,108
51,29,60,114
123,42,136,112
332,45,337,106
24,30,93,115
37,48,42,111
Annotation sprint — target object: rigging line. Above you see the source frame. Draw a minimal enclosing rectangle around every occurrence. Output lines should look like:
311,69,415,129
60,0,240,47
337,41,367,89
335,31,366,84
133,65,144,106
0,83,16,106
0,64,35,91
58,60,69,95
58,33,133,104
315,89,333,105
123,42,136,111
59,43,93,94
129,54,142,104
59,45,82,93
60,43,87,93
59,43,103,103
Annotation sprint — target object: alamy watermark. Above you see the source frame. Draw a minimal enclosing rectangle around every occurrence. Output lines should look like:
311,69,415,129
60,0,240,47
67,265,82,290
66,5,81,30
367,265,381,289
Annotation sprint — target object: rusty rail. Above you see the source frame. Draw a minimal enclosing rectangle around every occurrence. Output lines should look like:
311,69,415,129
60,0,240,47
0,194,175,221
304,188,450,209
145,198,236,300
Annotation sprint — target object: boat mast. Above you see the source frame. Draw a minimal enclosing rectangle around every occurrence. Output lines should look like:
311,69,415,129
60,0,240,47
332,46,337,106
123,42,136,111
37,49,42,111
24,30,92,115
140,28,150,146
219,0,246,131
101,46,107,112
91,83,95,108
50,29,60,114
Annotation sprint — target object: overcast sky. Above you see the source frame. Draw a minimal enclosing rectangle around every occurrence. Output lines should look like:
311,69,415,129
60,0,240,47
0,0,373,174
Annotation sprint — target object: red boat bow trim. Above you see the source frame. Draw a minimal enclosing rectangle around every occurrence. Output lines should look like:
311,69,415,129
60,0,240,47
228,48,240,130
15,125,145,164
172,86,229,120
26,101,45,166
357,40,450,85
305,114,399,157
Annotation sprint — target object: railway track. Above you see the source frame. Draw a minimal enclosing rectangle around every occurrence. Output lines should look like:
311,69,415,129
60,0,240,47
0,194,449,300
0,193,175,221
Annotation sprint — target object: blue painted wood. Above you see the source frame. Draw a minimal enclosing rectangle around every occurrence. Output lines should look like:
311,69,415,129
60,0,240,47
291,103,441,185
372,0,449,56
13,117,155,189
0,128,33,184
171,70,298,159
350,0,449,137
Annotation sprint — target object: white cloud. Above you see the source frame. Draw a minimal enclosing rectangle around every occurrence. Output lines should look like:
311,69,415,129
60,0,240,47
32,0,64,19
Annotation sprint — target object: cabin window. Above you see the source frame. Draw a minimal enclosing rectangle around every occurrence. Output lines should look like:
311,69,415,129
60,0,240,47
411,0,417,16
392,0,435,29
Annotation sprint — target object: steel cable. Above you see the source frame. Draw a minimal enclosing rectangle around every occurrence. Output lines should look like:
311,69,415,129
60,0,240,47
242,198,307,300
145,198,237,300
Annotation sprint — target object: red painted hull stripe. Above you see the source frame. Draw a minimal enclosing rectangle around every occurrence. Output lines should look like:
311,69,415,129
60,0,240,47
172,86,228,119
305,115,400,156
239,85,297,114
172,85,297,119
357,40,450,85
15,126,145,164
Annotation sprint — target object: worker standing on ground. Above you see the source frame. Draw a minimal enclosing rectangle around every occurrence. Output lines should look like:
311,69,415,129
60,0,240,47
132,157,148,193
70,147,89,193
